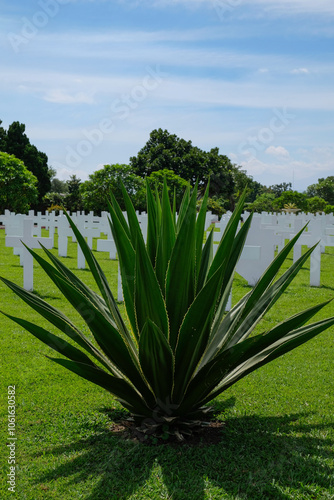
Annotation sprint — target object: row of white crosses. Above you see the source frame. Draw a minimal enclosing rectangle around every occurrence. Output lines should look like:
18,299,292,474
1,209,135,293
211,211,334,289
1,209,333,302
2,210,102,290
5,217,53,291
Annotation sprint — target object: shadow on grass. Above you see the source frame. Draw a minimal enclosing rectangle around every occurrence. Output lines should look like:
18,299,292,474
34,407,334,500
319,284,334,292
32,290,63,301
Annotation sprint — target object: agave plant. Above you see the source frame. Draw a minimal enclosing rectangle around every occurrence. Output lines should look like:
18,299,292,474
1,181,333,441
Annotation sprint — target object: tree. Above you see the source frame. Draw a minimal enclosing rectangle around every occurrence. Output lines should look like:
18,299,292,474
80,164,145,213
0,152,38,213
305,183,317,198
231,165,264,203
272,191,309,212
48,166,57,181
267,182,292,197
324,205,334,214
0,120,51,206
206,196,227,217
51,178,69,194
306,177,334,205
65,175,83,212
247,193,276,213
47,166,69,195
130,129,235,204
306,196,328,214
0,121,6,151
209,165,235,209
43,192,67,212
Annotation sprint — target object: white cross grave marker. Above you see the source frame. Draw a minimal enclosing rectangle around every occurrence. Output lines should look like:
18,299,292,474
96,238,117,260
57,215,74,257
5,218,53,291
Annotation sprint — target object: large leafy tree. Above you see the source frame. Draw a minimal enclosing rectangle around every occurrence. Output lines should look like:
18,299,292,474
306,176,334,205
272,191,309,212
130,128,235,203
306,196,328,214
0,152,38,213
80,164,145,213
0,120,51,206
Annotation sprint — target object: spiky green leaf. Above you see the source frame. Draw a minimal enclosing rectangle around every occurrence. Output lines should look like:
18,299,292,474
165,185,197,349
139,319,174,402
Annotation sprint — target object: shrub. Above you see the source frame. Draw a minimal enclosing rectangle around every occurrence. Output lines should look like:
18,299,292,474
1,182,333,441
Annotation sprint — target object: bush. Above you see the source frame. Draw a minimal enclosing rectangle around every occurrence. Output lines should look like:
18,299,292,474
1,182,333,442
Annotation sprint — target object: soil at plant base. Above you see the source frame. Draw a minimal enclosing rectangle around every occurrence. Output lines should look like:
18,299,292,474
109,419,226,447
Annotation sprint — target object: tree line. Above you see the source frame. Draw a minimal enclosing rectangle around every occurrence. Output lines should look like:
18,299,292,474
1,122,333,215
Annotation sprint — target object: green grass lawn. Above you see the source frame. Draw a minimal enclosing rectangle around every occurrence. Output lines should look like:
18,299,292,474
1,228,333,499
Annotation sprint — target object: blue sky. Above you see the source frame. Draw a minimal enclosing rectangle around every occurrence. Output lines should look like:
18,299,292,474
1,0,334,191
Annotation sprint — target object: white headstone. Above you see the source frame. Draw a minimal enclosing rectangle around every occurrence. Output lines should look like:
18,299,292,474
96,238,117,260
5,218,53,291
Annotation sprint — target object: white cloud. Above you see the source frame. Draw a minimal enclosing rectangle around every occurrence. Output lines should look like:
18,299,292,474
2,65,334,111
239,157,269,177
23,32,284,69
43,89,95,104
3,25,333,81
239,146,334,190
156,77,334,110
40,27,225,44
265,146,290,158
291,68,310,74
